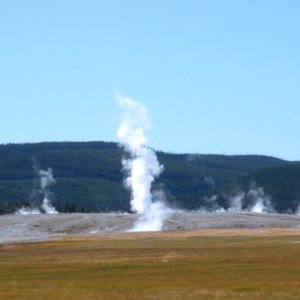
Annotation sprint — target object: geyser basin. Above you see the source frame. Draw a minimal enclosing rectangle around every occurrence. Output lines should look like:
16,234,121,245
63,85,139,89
2,212,300,244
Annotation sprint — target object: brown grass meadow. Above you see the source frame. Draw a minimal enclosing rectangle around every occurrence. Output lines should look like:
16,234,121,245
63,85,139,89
1,228,300,299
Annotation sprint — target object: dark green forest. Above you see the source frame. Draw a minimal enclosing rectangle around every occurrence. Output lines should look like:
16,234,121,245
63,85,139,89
0,141,299,214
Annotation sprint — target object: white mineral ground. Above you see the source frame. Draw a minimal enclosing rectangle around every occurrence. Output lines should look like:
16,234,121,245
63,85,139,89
1,212,300,244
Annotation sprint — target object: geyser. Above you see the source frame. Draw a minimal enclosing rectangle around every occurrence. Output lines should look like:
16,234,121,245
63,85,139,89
16,167,58,215
116,93,167,231
39,168,58,214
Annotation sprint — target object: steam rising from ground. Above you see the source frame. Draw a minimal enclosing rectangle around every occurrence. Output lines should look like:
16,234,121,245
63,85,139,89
39,168,58,214
116,93,167,231
16,168,58,215
227,185,271,213
196,183,272,213
16,207,41,215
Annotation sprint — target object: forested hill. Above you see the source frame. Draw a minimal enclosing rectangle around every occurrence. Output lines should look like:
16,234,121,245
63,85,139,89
0,141,298,214
243,164,300,213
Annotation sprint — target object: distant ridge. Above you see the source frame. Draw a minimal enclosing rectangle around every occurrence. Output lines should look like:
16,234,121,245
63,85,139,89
0,141,298,214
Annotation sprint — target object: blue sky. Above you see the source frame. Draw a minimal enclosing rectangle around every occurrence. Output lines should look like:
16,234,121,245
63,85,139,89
1,0,300,159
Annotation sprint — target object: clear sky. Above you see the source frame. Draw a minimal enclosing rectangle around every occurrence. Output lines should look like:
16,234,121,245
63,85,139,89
1,0,300,160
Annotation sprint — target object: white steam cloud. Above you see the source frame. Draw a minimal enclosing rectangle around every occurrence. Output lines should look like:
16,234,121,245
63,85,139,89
247,185,271,213
39,168,58,214
229,184,271,213
16,167,58,215
199,183,272,213
228,191,245,212
116,93,167,231
16,207,41,215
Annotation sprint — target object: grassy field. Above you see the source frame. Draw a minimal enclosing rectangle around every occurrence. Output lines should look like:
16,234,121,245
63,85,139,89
1,229,300,299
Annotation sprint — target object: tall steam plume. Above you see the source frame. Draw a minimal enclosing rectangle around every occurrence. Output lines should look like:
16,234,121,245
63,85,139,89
16,167,58,215
116,93,167,231
39,168,58,214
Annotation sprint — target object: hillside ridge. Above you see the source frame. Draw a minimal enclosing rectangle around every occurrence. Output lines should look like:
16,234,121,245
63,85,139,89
0,141,298,214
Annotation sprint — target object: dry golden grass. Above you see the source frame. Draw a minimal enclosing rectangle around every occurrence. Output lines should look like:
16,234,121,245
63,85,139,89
1,228,300,299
